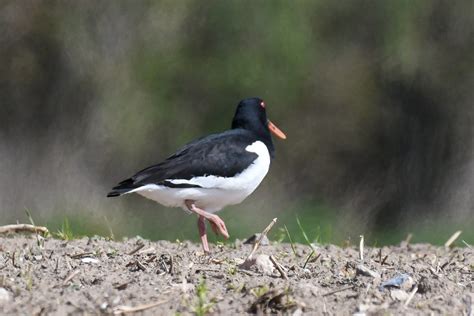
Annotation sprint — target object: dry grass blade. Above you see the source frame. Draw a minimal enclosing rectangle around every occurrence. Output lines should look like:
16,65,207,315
461,240,472,249
444,231,462,248
356,264,380,278
63,269,80,285
114,282,130,291
138,247,156,255
136,260,146,271
404,286,418,307
302,250,316,269
113,299,169,315
401,233,413,247
381,253,390,265
246,218,277,261
70,252,94,259
269,255,288,280
126,260,146,271
322,285,354,297
127,243,145,255
0,224,49,235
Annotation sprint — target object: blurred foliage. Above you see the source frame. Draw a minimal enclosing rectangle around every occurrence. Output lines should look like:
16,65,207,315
0,1,473,244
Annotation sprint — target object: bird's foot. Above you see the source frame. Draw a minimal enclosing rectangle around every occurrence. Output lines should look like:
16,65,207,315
186,200,230,239
208,214,229,239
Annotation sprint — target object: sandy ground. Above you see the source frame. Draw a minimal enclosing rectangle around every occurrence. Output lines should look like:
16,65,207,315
0,235,472,315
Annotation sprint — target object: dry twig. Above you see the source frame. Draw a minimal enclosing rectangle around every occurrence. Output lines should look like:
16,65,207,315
114,282,130,291
322,285,354,297
126,260,146,271
246,218,277,261
269,255,288,280
11,251,18,268
146,255,157,263
69,252,94,259
0,224,49,235
127,243,145,255
237,268,260,276
113,299,169,315
54,258,60,273
356,264,381,278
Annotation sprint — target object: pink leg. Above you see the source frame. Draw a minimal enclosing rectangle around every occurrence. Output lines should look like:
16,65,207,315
185,200,229,241
197,215,210,253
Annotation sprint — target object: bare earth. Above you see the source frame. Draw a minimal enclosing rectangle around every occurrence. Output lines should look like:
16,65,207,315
0,236,472,315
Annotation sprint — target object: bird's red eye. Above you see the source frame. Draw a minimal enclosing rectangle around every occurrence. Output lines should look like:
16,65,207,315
260,101,265,108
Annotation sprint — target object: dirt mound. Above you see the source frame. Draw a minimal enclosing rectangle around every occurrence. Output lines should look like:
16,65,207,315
0,236,472,315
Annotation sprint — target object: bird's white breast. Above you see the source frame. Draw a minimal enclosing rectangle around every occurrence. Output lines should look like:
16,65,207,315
129,141,271,213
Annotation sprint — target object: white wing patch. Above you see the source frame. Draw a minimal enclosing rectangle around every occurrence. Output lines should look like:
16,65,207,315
128,141,271,213
168,141,270,190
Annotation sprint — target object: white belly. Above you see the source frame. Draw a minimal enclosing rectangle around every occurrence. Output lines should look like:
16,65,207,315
128,141,271,213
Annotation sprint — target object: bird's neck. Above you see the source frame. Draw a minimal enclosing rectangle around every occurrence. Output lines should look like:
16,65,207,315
233,125,275,159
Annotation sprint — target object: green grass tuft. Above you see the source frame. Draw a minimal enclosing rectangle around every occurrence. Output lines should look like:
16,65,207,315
193,278,215,316
284,225,297,256
54,218,75,241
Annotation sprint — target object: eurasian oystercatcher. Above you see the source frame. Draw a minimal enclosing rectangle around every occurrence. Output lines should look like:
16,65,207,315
107,97,286,253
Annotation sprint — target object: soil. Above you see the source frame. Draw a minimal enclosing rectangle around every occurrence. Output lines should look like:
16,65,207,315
0,235,472,315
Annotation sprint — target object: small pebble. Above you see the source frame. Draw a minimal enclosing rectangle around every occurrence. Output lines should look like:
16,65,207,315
356,265,381,278
239,254,274,275
81,258,100,264
379,274,413,291
390,289,409,301
0,288,11,304
255,254,274,275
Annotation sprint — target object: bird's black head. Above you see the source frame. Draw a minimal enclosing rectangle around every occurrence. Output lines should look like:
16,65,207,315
231,97,286,157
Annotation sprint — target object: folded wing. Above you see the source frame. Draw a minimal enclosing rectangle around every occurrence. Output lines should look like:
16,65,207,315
107,129,259,197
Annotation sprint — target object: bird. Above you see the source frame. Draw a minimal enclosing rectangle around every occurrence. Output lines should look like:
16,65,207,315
107,97,286,253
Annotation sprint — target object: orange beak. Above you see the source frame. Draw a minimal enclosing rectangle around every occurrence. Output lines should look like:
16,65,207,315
268,120,287,140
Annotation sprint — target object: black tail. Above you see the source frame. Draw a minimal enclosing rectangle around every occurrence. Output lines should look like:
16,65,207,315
106,191,125,197
107,178,137,197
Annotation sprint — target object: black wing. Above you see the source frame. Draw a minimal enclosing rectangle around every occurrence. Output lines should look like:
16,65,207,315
107,129,259,196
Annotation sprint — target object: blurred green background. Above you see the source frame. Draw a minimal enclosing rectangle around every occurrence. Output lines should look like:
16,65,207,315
1,1,473,245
